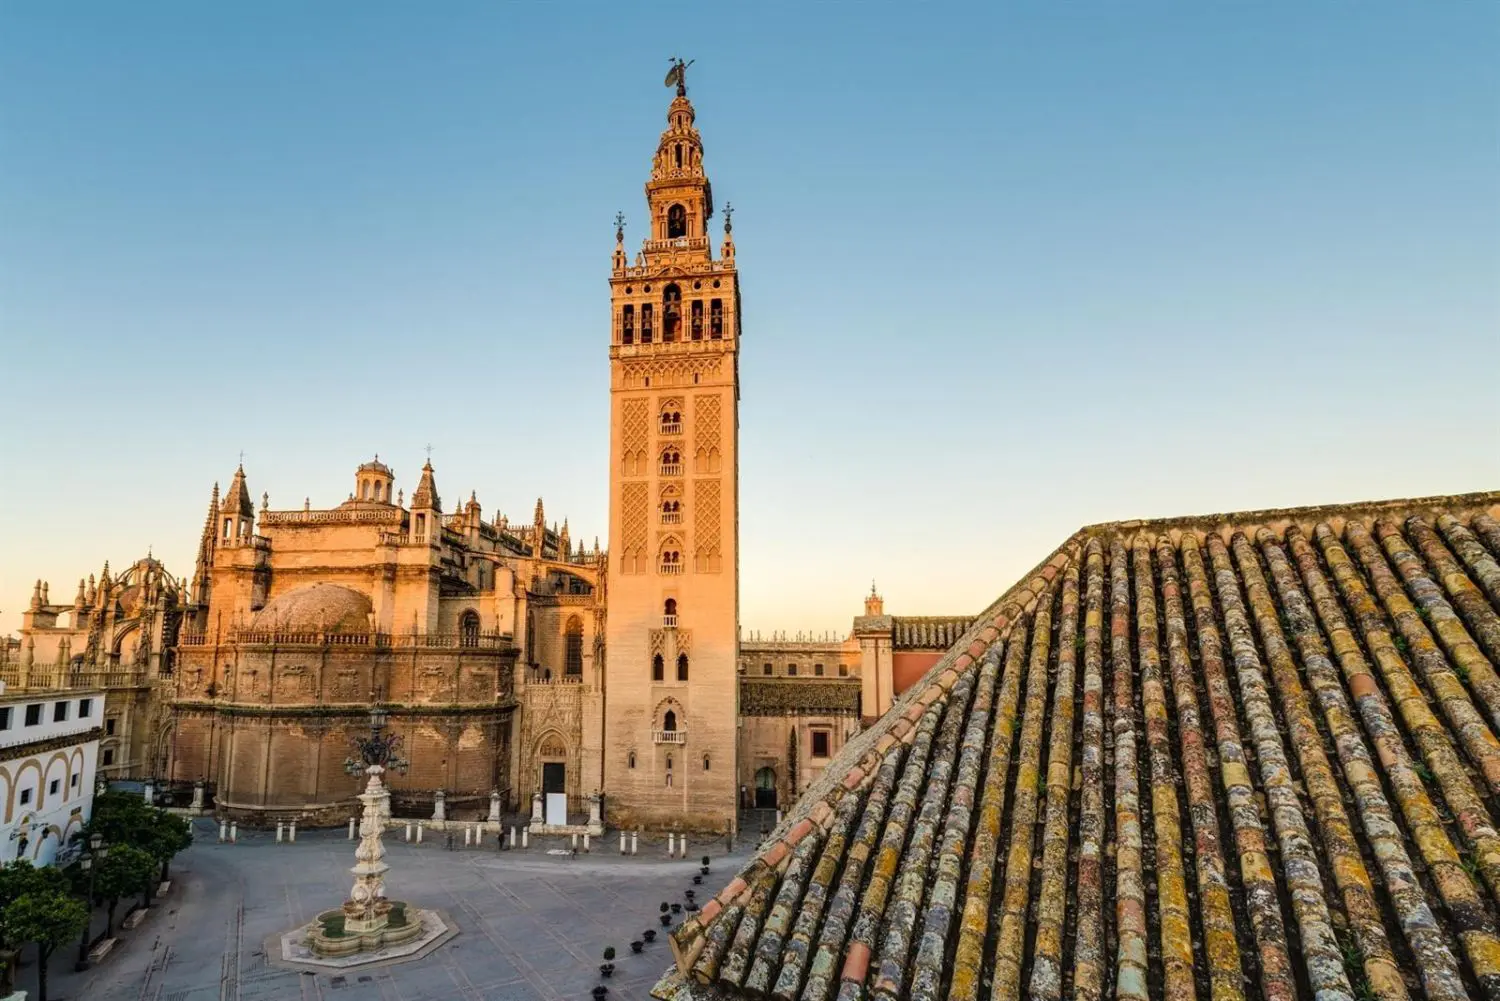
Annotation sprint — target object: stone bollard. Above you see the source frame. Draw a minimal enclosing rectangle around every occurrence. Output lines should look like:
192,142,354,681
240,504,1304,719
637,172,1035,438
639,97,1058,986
464,826,472,848
473,824,482,847
416,823,424,844
521,827,529,849
583,833,590,853
218,821,228,843
276,822,284,844
349,817,357,839
620,832,627,855
405,822,413,843
570,832,578,851
667,832,675,857
509,826,517,849
230,822,238,844
289,821,297,843
632,830,639,855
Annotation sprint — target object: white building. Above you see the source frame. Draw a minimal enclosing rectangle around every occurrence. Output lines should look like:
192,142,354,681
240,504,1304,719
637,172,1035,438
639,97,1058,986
0,685,102,866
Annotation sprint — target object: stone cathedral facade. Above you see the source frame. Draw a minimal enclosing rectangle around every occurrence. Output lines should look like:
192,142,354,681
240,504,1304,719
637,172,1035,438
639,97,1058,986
5,72,971,833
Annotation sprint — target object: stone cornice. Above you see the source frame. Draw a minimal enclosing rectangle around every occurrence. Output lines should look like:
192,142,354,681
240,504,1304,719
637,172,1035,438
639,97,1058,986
0,726,102,758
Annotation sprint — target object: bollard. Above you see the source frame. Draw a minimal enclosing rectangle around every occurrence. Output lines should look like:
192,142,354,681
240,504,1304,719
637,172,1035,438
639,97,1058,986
632,830,639,855
416,823,424,844
230,822,238,844
218,821,228,843
276,822,284,844
583,833,590,853
509,826,517,849
620,832,627,855
570,832,578,851
667,832,675,857
521,827,529,849
405,822,413,843
474,824,482,847
348,817,357,840
289,821,297,843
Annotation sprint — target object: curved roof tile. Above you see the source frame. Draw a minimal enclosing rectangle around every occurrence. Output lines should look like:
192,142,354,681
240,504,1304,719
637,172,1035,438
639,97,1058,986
657,491,1500,1001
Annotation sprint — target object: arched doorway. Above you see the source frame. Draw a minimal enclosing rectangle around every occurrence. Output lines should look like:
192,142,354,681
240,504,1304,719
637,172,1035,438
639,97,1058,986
754,767,777,810
538,733,568,825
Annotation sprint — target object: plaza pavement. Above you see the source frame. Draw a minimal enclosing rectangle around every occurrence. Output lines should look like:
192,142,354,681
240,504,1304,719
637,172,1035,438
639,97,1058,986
32,818,752,1001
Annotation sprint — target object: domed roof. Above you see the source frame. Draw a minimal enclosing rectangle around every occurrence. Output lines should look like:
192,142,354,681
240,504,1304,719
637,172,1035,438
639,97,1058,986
250,584,372,633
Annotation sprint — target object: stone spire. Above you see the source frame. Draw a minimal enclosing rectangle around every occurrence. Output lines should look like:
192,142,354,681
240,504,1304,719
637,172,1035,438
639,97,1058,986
193,482,220,604
29,580,42,611
559,518,571,556
411,461,440,513
220,464,254,545
222,464,252,517
73,578,87,614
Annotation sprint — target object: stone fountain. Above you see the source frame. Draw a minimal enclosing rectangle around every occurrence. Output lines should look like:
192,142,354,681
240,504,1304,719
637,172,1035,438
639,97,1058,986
271,705,456,973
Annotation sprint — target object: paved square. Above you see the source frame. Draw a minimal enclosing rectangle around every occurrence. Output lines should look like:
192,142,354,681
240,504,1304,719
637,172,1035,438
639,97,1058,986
43,819,748,1001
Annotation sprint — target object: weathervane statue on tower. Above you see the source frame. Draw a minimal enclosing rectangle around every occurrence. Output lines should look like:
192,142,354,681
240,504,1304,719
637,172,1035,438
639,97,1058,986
665,57,694,97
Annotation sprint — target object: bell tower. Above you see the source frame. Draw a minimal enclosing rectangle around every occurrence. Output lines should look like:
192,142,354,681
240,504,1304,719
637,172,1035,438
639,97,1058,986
603,61,740,832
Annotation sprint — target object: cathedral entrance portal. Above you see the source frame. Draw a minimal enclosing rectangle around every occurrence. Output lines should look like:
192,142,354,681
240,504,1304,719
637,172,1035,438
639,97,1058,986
754,767,777,810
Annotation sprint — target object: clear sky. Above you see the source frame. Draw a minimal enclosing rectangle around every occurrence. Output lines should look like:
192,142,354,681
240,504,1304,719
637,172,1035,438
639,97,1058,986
2,3,1497,639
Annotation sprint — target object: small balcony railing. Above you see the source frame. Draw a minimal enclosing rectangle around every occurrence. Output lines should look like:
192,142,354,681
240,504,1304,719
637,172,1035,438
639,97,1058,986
660,563,684,576
660,464,682,477
662,614,677,629
653,729,686,744
660,422,682,436
661,511,682,525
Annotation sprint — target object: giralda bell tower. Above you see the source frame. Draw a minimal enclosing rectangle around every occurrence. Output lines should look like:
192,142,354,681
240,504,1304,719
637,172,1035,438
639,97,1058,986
603,61,740,832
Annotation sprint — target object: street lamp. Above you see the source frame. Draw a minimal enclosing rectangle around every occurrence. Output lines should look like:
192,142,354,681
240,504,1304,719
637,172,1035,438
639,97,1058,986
75,833,106,971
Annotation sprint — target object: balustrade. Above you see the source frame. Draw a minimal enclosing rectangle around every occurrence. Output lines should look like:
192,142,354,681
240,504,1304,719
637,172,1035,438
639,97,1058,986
653,729,686,744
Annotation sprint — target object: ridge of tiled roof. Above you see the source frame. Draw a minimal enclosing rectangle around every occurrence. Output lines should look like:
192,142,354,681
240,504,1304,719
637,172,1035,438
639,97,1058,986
657,490,1500,1001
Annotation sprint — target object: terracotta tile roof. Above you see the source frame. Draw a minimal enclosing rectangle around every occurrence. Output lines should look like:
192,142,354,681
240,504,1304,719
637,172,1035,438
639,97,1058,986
657,491,1500,1001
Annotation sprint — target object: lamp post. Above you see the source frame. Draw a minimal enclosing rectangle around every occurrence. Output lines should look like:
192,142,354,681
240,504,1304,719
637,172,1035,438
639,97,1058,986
75,833,105,971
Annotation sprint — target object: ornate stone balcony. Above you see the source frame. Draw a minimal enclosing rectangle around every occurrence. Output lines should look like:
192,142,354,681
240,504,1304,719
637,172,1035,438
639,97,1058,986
653,729,686,745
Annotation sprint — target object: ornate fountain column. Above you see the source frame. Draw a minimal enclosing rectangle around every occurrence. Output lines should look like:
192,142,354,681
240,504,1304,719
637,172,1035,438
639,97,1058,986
343,766,392,936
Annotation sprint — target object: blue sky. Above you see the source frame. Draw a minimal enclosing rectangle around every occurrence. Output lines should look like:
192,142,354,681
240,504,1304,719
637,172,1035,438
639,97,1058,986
2,3,1497,637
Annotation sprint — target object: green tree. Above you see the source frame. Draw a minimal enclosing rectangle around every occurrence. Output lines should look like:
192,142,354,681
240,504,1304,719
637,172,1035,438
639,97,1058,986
144,811,193,883
92,845,156,936
0,862,68,994
86,792,194,887
3,891,87,1001
83,791,155,844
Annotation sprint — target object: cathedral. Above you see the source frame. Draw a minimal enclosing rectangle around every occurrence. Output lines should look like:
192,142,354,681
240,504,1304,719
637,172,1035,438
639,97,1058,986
3,69,970,834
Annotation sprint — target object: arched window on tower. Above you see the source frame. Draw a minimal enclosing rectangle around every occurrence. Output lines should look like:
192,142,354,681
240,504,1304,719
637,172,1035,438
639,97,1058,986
677,653,689,682
621,305,635,345
660,448,681,476
691,300,703,340
668,203,687,239
663,598,677,628
661,496,681,525
661,408,681,435
641,304,654,343
665,754,674,787
662,284,681,342
663,710,677,732
628,751,636,769
564,616,583,676
710,299,723,339
460,610,480,648
652,654,664,682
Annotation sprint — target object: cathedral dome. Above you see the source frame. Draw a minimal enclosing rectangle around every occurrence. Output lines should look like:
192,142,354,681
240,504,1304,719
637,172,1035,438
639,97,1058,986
250,583,372,634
